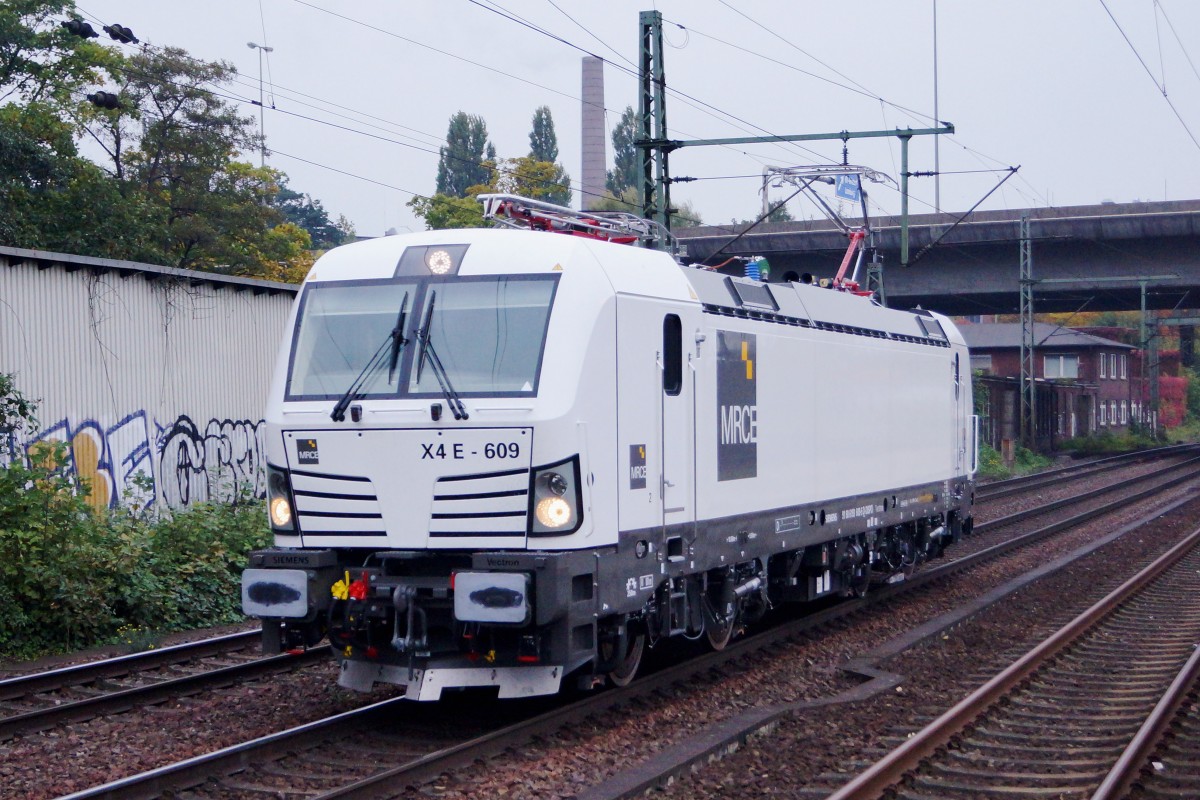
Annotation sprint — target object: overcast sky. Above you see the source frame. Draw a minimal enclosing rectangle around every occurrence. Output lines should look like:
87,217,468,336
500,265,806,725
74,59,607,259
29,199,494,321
75,1,1200,237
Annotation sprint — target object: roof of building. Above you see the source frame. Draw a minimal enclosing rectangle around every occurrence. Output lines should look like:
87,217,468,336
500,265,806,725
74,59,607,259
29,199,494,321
0,245,299,295
960,322,1135,351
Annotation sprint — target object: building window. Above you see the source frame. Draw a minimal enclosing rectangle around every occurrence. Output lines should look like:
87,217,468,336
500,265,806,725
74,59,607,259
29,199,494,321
1121,400,1128,424
1099,402,1107,426
1111,400,1117,425
1099,353,1107,379
1044,354,1079,379
1121,354,1127,379
970,354,993,373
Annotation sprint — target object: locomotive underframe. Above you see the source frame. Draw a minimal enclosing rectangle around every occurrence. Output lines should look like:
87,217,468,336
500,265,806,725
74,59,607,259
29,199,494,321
251,474,972,700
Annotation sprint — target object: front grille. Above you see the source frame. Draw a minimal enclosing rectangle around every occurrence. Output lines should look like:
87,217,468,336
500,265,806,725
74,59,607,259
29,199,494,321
291,469,386,537
430,467,529,538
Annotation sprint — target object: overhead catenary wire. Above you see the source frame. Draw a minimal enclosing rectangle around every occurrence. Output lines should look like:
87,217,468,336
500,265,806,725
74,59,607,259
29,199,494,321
1154,0,1200,88
460,0,844,169
282,1,798,178
1098,0,1200,154
696,2,1050,209
66,10,631,209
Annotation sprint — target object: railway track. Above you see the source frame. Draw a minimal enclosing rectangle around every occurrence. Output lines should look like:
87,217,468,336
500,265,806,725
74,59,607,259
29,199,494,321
9,443,1183,743
827,524,1200,800
976,443,1200,502
1123,648,1200,800
56,455,1200,799
0,630,327,740
8,445,1183,749
968,452,1200,539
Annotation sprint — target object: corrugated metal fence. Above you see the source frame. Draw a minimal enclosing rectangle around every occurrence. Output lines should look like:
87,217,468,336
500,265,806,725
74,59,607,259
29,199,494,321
0,246,298,510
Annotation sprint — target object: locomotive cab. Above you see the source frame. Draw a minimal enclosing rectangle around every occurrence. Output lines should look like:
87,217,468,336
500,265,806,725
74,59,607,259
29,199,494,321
243,226,694,699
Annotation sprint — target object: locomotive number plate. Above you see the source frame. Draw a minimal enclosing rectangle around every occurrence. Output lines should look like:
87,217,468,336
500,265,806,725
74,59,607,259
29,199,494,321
419,433,528,463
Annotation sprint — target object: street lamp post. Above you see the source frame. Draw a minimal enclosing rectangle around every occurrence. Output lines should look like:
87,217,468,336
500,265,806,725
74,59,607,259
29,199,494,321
246,41,273,166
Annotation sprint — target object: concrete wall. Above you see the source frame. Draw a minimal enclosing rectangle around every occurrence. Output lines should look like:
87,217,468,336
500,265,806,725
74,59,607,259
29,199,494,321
0,246,298,511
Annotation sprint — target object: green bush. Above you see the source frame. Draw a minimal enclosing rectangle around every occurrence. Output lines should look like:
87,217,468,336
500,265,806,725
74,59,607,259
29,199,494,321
0,374,270,660
1056,430,1159,457
977,443,1055,480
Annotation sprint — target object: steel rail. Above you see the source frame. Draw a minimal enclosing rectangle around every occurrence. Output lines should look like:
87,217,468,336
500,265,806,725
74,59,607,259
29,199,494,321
1090,642,1200,800
977,442,1198,500
0,629,261,699
825,523,1200,800
1,640,330,742
58,467,1200,799
974,454,1200,534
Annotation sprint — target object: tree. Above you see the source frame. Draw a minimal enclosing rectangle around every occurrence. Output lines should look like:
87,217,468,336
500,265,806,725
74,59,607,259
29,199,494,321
607,105,638,196
765,202,794,223
0,5,341,283
0,0,117,108
0,103,163,260
411,155,576,230
524,106,571,207
529,106,558,163
82,47,311,278
407,193,486,230
273,176,348,250
574,186,702,230
435,112,495,197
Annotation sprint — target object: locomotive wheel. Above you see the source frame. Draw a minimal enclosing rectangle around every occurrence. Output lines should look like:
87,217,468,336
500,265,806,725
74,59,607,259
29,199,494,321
705,613,737,651
604,630,645,687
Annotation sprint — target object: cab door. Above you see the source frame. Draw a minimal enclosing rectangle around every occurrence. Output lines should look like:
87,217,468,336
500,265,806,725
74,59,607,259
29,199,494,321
616,296,696,540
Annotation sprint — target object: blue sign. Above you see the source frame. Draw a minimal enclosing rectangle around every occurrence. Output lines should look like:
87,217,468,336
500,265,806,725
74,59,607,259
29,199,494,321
835,174,861,202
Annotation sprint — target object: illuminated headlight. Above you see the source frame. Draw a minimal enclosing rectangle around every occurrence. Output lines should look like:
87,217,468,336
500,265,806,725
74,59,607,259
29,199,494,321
535,496,572,528
267,465,295,533
529,458,583,536
269,496,293,527
426,248,453,275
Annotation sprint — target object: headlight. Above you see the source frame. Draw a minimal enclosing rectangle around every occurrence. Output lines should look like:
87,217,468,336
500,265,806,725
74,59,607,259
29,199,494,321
269,496,293,527
267,465,295,533
426,248,453,274
529,458,583,536
535,496,572,528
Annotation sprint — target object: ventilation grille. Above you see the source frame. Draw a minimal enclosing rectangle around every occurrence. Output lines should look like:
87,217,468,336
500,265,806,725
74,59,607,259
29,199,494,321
430,467,529,538
290,469,386,537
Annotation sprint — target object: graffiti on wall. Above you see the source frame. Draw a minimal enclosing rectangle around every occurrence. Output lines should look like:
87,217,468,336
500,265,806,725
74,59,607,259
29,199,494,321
21,412,265,510
157,416,266,506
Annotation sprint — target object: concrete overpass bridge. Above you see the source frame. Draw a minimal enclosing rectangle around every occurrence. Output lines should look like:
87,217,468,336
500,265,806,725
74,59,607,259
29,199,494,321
675,199,1200,316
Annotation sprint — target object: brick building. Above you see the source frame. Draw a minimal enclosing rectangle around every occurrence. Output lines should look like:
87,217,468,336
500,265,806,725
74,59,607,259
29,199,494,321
961,323,1137,450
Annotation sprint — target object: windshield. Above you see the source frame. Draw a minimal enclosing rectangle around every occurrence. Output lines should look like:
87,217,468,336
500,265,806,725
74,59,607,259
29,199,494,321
287,280,417,399
286,276,557,400
409,278,556,396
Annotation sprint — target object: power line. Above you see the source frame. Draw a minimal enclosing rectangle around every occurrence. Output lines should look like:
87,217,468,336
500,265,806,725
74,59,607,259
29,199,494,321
1155,0,1200,88
273,149,420,196
462,0,842,169
291,0,579,104
1098,0,1200,153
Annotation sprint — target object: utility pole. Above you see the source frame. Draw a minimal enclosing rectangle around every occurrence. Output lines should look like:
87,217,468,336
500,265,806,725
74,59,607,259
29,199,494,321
1018,215,1035,449
933,0,941,214
634,11,950,248
247,41,273,167
638,11,670,231
1140,280,1160,436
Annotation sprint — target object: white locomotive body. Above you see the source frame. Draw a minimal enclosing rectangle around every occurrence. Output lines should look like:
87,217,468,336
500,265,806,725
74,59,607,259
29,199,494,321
243,220,976,700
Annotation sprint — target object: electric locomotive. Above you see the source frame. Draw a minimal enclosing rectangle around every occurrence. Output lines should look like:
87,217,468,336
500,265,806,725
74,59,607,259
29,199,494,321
242,194,977,700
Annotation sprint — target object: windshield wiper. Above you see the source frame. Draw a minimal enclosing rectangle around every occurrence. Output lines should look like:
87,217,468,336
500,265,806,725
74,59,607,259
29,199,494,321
414,290,469,420
330,292,409,422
